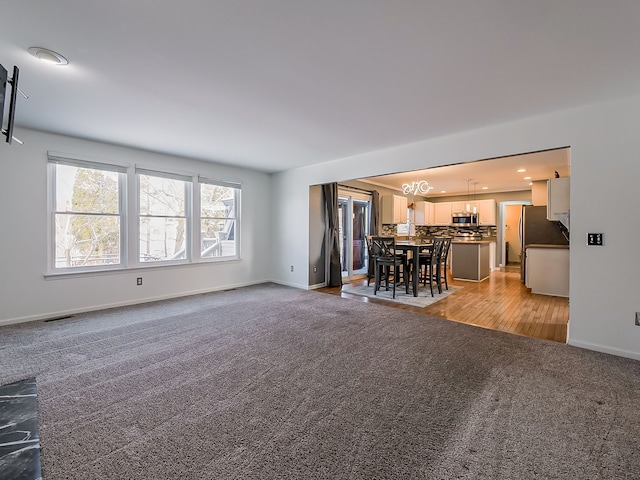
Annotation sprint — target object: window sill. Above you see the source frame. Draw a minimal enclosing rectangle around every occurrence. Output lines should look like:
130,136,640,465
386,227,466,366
44,256,241,280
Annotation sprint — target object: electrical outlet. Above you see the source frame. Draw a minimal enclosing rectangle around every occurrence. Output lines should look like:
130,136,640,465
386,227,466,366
313,266,317,273
636,312,640,326
290,265,294,272
137,277,142,286
587,233,604,246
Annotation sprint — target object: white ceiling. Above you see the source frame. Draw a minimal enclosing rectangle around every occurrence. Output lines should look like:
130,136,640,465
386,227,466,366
2,1,640,173
359,147,570,197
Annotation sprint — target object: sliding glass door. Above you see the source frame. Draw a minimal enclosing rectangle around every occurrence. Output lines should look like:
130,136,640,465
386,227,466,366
338,189,371,281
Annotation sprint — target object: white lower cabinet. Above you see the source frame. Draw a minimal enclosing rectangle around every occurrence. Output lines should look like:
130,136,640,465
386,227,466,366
525,246,569,297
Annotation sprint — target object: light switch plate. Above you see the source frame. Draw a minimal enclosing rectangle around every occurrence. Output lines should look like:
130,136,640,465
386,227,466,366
587,233,604,246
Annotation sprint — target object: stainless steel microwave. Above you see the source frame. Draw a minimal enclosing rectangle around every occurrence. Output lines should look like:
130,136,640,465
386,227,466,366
452,212,479,227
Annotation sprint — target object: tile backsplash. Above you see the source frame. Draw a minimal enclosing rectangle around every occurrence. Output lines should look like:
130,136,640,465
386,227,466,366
381,224,497,239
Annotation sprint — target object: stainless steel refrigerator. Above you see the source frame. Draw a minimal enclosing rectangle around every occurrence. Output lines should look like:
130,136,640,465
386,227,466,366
519,205,569,282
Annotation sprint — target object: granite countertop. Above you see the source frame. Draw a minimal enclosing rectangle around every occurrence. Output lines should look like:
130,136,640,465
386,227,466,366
395,239,432,245
526,244,570,249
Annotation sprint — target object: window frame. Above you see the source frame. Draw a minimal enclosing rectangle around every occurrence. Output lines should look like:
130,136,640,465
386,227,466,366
47,154,128,274
136,167,193,266
396,207,416,236
197,177,241,262
46,154,242,277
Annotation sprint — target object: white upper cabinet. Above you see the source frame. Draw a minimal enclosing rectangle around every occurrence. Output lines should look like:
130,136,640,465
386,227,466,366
531,180,548,206
414,201,434,225
433,202,452,225
476,199,497,225
381,195,408,224
450,201,467,213
423,199,496,226
547,177,570,221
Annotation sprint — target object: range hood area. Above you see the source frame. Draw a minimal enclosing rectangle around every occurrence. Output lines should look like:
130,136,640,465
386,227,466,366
556,212,570,233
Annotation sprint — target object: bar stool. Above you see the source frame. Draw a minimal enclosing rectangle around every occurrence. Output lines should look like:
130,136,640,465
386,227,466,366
372,237,407,299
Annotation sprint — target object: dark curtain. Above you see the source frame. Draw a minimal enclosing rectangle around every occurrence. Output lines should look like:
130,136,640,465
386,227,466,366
368,190,380,280
323,183,342,287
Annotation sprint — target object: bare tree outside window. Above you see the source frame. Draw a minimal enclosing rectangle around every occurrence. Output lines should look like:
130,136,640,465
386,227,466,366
53,164,122,268
49,158,240,271
200,182,238,258
138,174,188,262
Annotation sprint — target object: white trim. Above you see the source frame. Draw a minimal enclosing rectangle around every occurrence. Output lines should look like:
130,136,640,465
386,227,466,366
498,200,530,267
235,188,241,259
567,339,640,362
135,165,195,182
45,155,242,274
137,171,191,263
44,256,241,280
198,176,242,189
47,151,129,171
0,279,270,327
308,282,328,290
271,279,309,289
47,159,127,274
198,183,241,261
192,179,202,263
337,188,372,281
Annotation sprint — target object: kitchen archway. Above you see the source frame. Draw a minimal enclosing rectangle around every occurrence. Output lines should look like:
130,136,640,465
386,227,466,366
318,147,570,343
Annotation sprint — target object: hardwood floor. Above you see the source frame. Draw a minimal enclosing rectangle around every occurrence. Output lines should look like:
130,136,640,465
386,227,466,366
317,265,569,343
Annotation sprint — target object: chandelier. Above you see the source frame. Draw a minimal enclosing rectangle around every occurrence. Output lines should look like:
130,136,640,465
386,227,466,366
401,180,433,195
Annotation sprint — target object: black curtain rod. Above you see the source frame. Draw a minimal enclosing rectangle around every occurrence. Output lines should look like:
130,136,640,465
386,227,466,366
337,184,373,194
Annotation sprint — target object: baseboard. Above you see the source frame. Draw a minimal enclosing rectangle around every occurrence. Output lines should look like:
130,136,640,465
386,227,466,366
269,279,310,290
262,279,326,290
0,279,271,328
567,338,640,361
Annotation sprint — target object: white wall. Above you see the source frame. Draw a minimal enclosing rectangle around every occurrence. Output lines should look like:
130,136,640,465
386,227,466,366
0,128,272,324
271,94,640,360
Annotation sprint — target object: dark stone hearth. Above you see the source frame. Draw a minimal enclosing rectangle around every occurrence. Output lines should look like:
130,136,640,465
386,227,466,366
0,378,42,480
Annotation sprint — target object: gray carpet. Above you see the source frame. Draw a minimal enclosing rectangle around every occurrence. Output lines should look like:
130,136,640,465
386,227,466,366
1,283,639,479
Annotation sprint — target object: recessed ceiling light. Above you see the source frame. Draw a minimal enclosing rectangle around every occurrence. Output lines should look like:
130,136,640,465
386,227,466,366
28,47,68,65
529,182,533,186
524,176,531,180
517,168,526,173
482,186,488,190
440,190,446,193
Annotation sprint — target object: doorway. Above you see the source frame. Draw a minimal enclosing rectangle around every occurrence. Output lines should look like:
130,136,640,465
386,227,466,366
338,189,371,281
499,201,529,267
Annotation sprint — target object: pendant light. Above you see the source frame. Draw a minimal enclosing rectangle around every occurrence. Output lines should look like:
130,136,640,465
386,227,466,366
465,178,471,212
472,182,477,214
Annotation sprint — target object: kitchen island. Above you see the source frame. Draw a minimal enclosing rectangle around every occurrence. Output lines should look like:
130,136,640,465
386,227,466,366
451,240,494,281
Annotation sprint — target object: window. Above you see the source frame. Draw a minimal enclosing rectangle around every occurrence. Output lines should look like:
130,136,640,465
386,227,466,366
199,178,240,259
48,155,241,274
137,169,191,263
396,208,415,236
49,156,126,271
